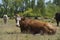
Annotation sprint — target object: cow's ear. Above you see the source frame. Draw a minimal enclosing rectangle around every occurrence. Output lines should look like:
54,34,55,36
21,17,25,21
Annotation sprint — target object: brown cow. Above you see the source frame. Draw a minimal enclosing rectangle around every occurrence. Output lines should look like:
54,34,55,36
16,17,57,35
23,20,57,35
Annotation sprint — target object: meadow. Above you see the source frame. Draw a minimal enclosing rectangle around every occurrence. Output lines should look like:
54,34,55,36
0,18,60,40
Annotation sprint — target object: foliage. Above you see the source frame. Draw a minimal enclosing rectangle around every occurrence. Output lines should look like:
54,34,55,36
53,0,60,6
0,0,60,18
23,8,34,17
45,1,56,18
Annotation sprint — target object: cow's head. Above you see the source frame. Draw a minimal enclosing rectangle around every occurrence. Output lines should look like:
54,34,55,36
16,16,21,27
16,16,26,27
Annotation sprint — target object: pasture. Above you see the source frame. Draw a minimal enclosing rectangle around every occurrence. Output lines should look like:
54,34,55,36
0,18,60,40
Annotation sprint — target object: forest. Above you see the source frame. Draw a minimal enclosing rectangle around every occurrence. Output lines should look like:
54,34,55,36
0,0,60,18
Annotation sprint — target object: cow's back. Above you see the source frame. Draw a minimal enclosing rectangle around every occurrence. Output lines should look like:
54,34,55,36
55,12,60,20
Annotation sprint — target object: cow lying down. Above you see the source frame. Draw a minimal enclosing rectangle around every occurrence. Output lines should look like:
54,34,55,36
16,17,57,35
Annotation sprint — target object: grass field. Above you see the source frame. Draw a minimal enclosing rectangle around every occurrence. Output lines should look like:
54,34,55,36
0,18,60,40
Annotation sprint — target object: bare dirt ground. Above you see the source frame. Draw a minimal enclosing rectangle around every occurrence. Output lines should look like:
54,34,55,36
0,18,60,40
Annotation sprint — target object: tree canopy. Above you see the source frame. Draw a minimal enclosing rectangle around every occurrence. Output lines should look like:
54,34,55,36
0,0,60,18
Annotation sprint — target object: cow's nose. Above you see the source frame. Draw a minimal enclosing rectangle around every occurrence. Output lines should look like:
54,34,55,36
16,25,20,27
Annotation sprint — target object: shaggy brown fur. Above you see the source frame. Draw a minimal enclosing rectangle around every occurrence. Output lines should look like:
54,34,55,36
19,17,57,35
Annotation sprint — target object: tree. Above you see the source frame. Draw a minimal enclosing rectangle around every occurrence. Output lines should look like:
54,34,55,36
2,0,24,17
0,0,51,18
37,0,45,17
46,0,56,18
53,0,60,6
53,0,60,12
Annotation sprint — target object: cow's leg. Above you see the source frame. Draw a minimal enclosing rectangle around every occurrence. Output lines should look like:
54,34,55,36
40,29,47,35
56,21,59,26
4,19,7,24
20,26,29,33
20,27,24,33
41,27,50,35
48,30,56,35
20,25,25,33
31,27,40,35
20,27,27,33
26,26,31,33
29,27,37,34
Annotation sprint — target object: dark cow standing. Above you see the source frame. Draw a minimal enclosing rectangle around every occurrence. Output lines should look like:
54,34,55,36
54,12,60,26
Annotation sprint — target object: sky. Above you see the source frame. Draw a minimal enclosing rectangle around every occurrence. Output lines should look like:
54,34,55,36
45,0,53,2
45,0,49,2
0,0,2,4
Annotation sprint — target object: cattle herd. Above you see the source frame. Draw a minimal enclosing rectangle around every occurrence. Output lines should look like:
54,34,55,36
3,12,60,35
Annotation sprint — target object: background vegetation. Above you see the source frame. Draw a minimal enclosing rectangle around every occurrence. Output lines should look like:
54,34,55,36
0,0,60,18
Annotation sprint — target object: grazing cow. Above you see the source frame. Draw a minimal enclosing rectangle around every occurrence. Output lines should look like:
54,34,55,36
54,12,60,26
16,17,57,35
3,14,8,24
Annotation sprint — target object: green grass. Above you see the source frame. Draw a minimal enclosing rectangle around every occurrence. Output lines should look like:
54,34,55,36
0,18,60,40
